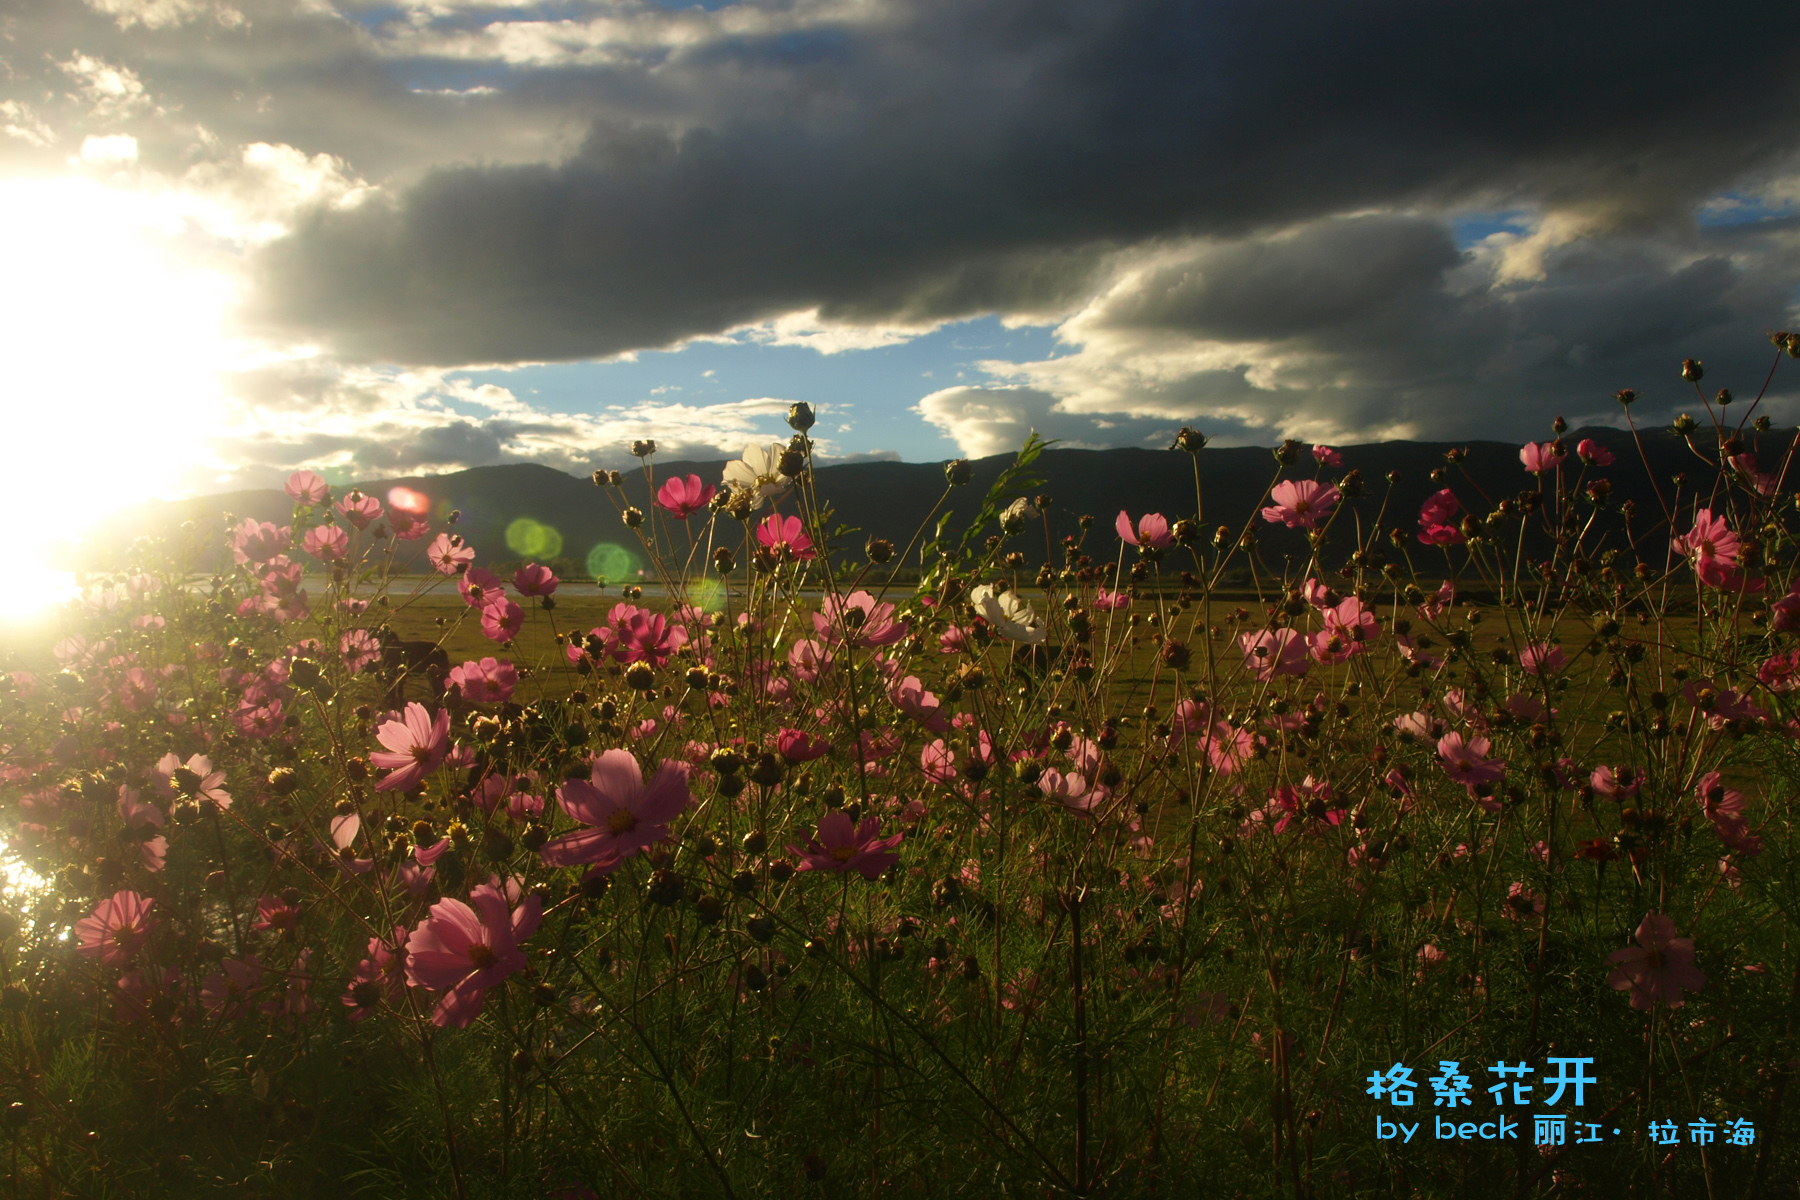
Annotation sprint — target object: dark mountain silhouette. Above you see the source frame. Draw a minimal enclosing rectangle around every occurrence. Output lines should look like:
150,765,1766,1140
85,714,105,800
82,423,1784,579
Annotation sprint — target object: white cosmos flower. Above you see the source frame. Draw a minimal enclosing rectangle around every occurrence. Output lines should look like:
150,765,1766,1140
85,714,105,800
1000,497,1039,532
721,442,791,509
970,584,1045,644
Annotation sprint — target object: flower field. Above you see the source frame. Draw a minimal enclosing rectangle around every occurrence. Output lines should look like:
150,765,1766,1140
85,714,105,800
3,358,1800,1198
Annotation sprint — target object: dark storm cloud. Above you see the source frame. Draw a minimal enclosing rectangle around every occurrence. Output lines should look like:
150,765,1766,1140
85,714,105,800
244,0,1800,365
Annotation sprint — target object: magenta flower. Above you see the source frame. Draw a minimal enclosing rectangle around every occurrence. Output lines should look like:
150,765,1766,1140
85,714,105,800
756,513,816,560
1590,764,1642,800
285,470,330,504
481,595,525,643
1519,642,1567,675
341,628,381,675
1437,732,1505,786
1115,510,1175,551
1417,488,1465,546
790,811,904,880
231,518,291,565
1520,441,1565,474
656,474,716,518
1261,479,1340,530
448,657,517,703
1038,768,1099,816
513,563,559,596
775,728,832,763
888,674,949,733
302,525,350,562
1607,913,1706,1010
117,787,166,871
201,956,265,1016
458,566,506,607
787,638,834,682
1239,627,1309,680
540,749,692,871
428,533,474,577
813,591,908,648
1093,589,1130,612
75,890,157,966
1576,438,1614,466
612,608,686,666
405,883,543,1027
1502,882,1544,923
370,702,451,792
152,752,233,809
1672,509,1742,588
337,491,383,530
1312,445,1343,467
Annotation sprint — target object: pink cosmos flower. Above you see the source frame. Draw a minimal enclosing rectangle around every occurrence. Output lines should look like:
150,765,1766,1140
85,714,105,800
1239,627,1309,680
117,787,166,871
428,533,475,577
201,956,265,1016
1760,649,1800,694
481,595,525,643
1520,441,1565,473
1437,732,1505,786
285,470,330,504
75,890,157,966
937,625,970,654
302,525,350,563
787,639,834,682
1199,721,1258,775
393,513,432,541
756,513,816,560
1672,509,1742,588
341,628,381,675
656,474,716,519
1038,768,1099,816
1606,913,1705,1010
153,752,233,809
813,591,908,648
457,567,505,607
1115,511,1175,551
117,666,157,712
1502,882,1545,923
1312,445,1343,467
775,728,832,763
1576,438,1614,467
1261,479,1340,530
611,608,686,666
370,702,451,792
405,883,543,1028
888,675,949,733
540,749,692,871
1417,489,1465,546
513,563,559,597
1519,642,1567,675
254,893,301,936
337,491,383,531
448,657,518,703
232,519,291,565
1093,589,1130,612
790,811,904,880
1590,764,1642,800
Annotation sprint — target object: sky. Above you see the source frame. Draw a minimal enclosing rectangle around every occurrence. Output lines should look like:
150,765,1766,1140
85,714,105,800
5,0,1800,568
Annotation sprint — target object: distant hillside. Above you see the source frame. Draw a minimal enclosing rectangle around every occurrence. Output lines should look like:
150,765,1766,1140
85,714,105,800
80,425,1783,578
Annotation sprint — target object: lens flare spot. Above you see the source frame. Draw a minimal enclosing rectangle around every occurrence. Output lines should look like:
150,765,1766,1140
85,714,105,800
507,519,564,558
388,486,431,516
586,542,637,583
686,577,725,612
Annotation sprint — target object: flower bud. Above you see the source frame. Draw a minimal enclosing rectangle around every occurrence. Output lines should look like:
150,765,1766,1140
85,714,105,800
1274,438,1302,465
1171,427,1207,454
945,459,973,486
1681,358,1703,382
865,537,894,564
787,402,816,431
622,506,645,529
1715,388,1733,406
631,439,657,457
1614,388,1637,407
778,447,806,477
713,547,736,575
625,662,655,691
1672,413,1698,435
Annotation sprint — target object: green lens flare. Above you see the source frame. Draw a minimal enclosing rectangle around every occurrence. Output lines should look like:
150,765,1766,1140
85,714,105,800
586,542,637,582
687,577,725,613
506,518,564,558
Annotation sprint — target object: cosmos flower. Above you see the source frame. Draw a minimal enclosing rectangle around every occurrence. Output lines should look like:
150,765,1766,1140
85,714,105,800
722,443,791,509
513,564,559,597
1115,510,1175,551
370,703,451,793
969,584,1044,644
790,811,904,880
1261,479,1340,530
285,470,330,504
302,525,349,563
656,474,716,518
1436,732,1505,786
1239,627,1309,680
1606,913,1706,1010
1519,441,1565,474
448,657,518,704
814,591,909,648
428,533,475,577
756,513,816,560
75,890,157,967
405,883,543,1028
540,749,692,872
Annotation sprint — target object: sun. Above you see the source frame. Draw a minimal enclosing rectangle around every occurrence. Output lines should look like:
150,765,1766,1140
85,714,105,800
0,174,238,606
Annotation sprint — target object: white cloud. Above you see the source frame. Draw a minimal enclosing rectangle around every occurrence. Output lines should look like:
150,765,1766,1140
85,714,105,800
57,54,151,121
79,134,139,164
82,0,244,30
721,308,943,354
0,101,56,148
